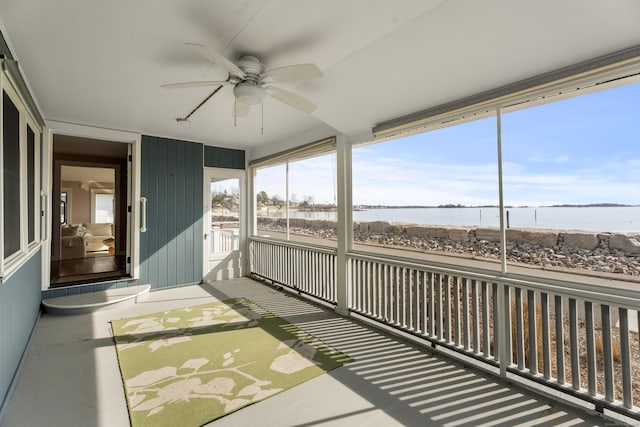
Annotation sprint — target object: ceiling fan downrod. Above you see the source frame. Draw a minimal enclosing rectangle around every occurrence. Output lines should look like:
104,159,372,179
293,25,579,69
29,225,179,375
176,79,229,123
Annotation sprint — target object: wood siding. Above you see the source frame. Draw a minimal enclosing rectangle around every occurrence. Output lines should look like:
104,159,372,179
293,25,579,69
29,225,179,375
204,146,245,169
139,136,203,289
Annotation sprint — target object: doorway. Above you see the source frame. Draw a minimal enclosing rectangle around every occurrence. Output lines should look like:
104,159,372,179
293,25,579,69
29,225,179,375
203,168,245,281
50,135,130,286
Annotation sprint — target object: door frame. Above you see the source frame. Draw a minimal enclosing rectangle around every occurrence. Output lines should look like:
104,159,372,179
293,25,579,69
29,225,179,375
52,158,125,263
203,167,247,281
42,121,141,290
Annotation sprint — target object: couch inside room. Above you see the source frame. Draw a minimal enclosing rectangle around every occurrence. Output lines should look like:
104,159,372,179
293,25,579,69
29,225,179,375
61,223,114,259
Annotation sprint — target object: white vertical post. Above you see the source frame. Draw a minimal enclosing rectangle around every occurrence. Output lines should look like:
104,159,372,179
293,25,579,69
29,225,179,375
40,127,54,289
212,225,221,253
497,106,507,274
496,106,509,378
247,167,255,276
232,229,240,251
248,168,255,235
335,135,351,315
285,161,290,241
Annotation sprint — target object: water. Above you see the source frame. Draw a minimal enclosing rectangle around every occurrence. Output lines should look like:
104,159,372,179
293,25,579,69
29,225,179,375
263,206,640,233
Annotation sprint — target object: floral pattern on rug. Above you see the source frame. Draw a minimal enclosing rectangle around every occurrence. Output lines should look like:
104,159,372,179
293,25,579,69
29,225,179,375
111,298,352,427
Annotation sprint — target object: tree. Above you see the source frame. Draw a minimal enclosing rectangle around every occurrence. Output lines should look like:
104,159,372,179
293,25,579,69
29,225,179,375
271,195,284,207
257,191,269,205
211,190,227,207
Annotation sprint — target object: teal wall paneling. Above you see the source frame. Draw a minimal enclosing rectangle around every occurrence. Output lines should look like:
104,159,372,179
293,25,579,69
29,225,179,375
175,142,186,285
204,146,245,169
0,30,14,60
0,251,42,415
139,135,203,289
184,142,196,281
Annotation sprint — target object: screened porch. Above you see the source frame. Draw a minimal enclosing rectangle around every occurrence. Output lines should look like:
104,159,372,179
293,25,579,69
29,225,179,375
1,278,607,426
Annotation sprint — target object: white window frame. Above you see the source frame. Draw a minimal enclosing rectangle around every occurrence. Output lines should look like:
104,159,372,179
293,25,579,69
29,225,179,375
249,137,337,242
90,188,115,224
26,113,40,249
358,69,640,276
1,70,42,283
60,186,72,224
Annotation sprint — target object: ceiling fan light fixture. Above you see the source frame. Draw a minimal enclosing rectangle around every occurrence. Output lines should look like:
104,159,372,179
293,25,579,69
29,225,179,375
233,83,266,105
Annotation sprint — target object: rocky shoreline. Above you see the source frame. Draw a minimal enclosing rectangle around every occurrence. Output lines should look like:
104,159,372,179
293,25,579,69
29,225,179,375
257,218,640,277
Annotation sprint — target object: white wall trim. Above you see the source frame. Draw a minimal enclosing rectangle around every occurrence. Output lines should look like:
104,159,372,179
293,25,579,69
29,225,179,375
40,128,53,290
130,139,141,280
45,120,140,143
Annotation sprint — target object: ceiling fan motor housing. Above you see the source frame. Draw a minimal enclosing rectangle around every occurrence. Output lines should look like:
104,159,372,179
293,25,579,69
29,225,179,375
233,55,267,104
235,55,264,77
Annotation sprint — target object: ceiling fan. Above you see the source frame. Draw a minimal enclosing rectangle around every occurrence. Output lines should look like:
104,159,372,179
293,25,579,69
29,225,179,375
162,43,323,122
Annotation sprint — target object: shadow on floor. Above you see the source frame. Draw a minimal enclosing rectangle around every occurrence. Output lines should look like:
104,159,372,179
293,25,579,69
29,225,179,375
201,279,603,427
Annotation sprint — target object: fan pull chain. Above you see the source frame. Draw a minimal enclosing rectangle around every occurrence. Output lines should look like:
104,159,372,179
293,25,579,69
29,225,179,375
261,102,264,135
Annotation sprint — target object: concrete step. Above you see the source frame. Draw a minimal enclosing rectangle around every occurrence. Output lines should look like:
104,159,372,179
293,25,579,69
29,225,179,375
42,284,151,315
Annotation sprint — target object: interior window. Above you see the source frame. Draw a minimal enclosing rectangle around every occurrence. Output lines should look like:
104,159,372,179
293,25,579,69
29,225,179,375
3,90,21,259
60,192,68,224
94,192,115,223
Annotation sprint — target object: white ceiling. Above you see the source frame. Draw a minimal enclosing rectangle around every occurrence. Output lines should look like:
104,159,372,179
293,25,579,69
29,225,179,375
1,0,639,154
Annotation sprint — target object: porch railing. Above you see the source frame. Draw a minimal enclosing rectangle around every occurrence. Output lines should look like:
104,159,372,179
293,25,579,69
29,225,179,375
211,226,239,253
249,237,640,422
250,237,337,304
349,252,500,364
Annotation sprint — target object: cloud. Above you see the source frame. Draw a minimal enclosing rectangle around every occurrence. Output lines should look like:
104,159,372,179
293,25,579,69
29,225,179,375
352,156,499,205
254,129,640,207
528,155,571,163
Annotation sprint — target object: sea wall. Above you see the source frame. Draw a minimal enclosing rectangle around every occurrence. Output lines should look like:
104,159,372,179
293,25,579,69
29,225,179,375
257,217,640,276
355,221,640,253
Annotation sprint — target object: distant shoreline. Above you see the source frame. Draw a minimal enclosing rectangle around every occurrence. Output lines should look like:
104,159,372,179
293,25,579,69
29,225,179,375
258,203,638,213
353,203,637,210
257,205,640,233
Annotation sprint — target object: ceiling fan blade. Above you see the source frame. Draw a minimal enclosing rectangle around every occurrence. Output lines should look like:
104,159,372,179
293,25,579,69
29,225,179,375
160,81,232,89
262,63,323,83
185,43,245,77
265,86,317,113
233,101,251,118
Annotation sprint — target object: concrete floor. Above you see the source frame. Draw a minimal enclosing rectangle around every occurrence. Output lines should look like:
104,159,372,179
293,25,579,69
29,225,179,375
1,278,609,427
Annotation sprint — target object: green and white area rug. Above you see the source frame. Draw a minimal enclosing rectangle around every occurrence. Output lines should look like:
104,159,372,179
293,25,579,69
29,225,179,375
111,298,352,427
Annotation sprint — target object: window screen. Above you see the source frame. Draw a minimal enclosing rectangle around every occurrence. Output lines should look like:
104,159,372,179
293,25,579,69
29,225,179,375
3,90,21,258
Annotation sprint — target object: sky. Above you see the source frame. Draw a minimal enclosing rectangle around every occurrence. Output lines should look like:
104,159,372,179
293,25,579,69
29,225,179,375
255,80,640,207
